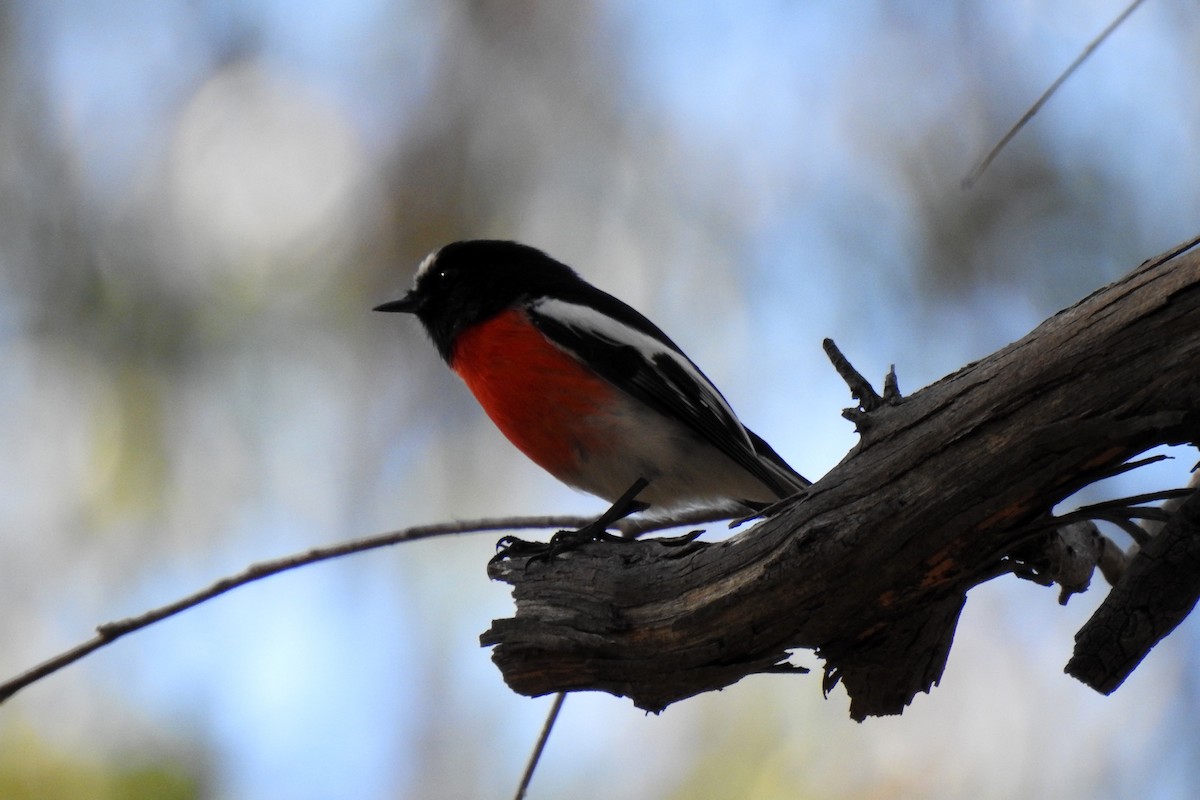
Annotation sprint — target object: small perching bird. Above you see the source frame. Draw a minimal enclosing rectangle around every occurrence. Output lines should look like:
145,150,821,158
376,240,808,524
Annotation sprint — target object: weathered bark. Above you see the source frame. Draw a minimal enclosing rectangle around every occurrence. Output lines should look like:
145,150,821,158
1067,484,1200,693
481,241,1200,720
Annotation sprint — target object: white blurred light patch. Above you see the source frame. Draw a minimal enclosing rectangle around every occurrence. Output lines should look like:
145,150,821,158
167,63,368,291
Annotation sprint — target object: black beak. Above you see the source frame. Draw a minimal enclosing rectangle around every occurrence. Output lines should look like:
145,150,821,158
373,292,419,313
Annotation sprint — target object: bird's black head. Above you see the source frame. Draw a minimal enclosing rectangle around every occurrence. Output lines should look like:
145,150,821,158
374,240,583,362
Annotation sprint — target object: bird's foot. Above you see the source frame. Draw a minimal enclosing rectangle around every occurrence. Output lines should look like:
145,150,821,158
490,478,650,565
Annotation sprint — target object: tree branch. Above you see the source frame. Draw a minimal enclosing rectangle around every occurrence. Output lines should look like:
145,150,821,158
481,240,1200,720
1067,476,1200,692
0,510,732,705
963,0,1149,187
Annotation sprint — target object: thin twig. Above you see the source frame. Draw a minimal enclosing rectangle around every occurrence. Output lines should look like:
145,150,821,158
513,692,566,800
963,0,1149,188
0,509,738,705
1142,233,1200,273
1068,488,1193,516
972,485,1196,585
622,506,746,537
1088,453,1170,481
822,338,881,411
881,365,902,404
1090,513,1155,546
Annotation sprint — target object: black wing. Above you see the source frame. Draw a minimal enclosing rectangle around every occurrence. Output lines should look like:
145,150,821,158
527,296,807,497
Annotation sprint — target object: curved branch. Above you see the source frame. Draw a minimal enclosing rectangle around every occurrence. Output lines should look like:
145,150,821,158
481,241,1200,720
0,509,733,705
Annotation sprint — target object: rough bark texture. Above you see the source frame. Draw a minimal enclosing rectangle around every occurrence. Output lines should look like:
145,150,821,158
1067,488,1200,692
481,243,1200,720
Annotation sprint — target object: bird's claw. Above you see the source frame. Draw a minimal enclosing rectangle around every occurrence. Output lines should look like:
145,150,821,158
489,522,626,567
489,534,549,565
489,477,655,566
489,524,704,568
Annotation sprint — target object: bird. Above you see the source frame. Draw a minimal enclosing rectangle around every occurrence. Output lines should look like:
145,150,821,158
375,240,809,526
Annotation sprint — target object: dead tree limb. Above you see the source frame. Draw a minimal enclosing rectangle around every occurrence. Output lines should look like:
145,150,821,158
1067,476,1200,693
481,241,1200,721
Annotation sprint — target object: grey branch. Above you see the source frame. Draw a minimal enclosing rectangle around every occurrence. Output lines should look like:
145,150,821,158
482,238,1200,721
1067,473,1200,692
0,508,735,705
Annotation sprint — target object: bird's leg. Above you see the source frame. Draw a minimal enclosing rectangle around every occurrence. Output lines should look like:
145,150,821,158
547,477,650,552
491,478,650,564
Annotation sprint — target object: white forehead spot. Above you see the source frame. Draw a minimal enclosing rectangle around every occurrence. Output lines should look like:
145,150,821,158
414,250,440,282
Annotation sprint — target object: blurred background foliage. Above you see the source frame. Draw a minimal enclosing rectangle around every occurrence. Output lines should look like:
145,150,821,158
1,1,1199,798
